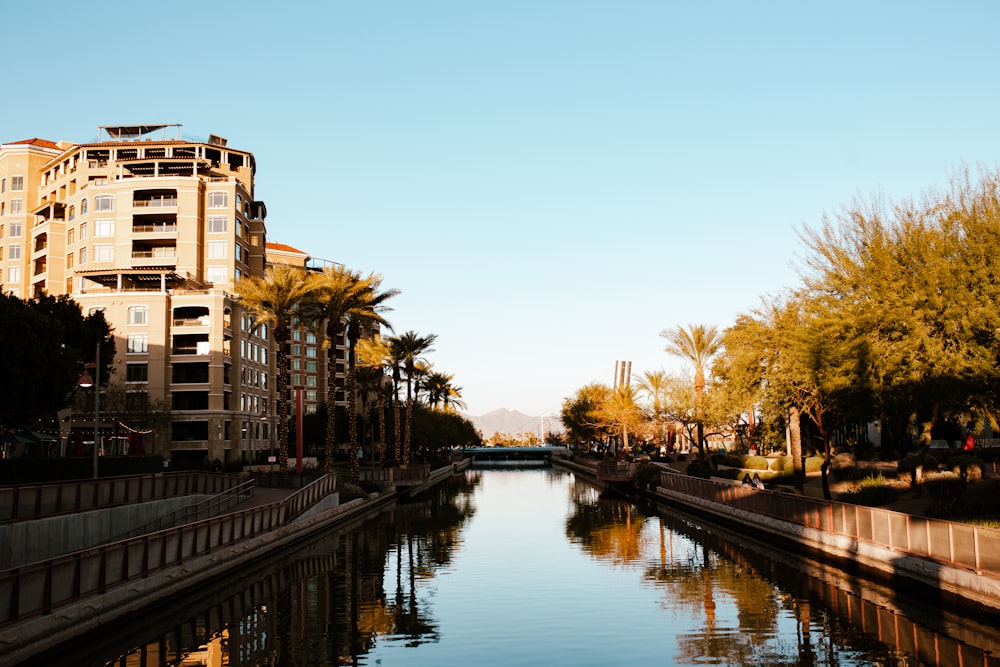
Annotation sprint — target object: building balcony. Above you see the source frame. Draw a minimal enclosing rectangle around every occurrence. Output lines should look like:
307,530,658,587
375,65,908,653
132,196,178,209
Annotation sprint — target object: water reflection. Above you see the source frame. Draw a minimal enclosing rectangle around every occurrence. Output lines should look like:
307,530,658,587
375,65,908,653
27,468,1000,666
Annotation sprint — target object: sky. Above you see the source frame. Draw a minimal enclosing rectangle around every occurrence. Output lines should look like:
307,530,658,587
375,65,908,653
7,2,1000,418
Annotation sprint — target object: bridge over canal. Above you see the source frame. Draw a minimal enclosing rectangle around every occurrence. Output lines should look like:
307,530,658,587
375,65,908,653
460,445,568,462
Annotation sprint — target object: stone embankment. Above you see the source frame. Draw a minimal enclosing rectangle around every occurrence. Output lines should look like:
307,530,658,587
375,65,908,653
553,456,1000,616
0,459,471,666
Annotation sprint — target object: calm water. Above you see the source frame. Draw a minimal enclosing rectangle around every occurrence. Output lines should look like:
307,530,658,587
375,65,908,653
35,466,1000,666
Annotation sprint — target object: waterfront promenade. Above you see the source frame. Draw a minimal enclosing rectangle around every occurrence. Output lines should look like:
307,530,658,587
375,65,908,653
554,456,1000,617
0,460,470,666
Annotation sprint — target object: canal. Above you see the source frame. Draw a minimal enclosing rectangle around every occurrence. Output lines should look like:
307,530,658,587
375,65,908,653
33,465,1000,666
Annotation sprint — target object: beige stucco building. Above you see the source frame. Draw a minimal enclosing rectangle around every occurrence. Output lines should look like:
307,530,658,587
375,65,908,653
0,125,277,467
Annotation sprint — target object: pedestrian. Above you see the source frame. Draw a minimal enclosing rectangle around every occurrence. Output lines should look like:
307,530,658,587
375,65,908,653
963,432,975,452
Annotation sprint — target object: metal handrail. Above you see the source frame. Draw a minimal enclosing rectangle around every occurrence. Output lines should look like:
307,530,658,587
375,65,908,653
658,472,1000,577
0,473,337,629
111,479,256,541
0,473,245,524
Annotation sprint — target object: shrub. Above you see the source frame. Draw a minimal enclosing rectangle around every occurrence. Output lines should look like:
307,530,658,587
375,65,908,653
770,455,792,473
805,456,825,473
741,455,770,471
839,474,898,507
339,482,368,502
946,455,984,482
718,454,744,468
713,468,742,480
686,460,711,479
632,463,661,490
853,442,879,461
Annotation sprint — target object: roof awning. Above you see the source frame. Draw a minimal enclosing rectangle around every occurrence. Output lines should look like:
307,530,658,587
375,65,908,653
98,124,182,142
76,267,184,286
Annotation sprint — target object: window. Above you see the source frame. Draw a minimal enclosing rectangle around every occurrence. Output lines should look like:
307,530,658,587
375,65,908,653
126,363,148,383
94,244,114,262
95,195,114,211
128,305,149,325
207,240,228,258
9,221,20,237
66,252,73,269
67,228,74,245
306,375,317,387
207,191,228,208
81,198,88,214
127,334,149,354
306,346,317,358
95,219,114,237
80,222,87,239
207,216,227,233
0,247,3,260
68,206,75,221
79,247,87,264
306,360,318,372
10,176,23,191
8,244,20,260
206,266,228,284
7,266,20,282
1,178,4,192
10,199,23,215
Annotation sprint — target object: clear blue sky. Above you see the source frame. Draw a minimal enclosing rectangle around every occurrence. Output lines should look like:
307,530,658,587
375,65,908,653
8,2,1000,417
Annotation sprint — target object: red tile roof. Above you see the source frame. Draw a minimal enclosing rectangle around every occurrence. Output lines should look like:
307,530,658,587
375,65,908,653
5,138,61,149
266,241,308,256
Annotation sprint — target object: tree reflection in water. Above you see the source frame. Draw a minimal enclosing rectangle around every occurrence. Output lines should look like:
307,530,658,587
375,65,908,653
27,469,1000,667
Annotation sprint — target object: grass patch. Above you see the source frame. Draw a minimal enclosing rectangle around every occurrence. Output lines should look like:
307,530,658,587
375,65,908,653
838,474,898,507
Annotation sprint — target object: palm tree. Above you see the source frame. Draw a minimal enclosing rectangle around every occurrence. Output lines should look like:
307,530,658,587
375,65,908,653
423,370,466,412
236,266,317,475
636,369,670,451
389,331,437,465
355,365,385,465
660,324,723,462
306,265,396,482
343,278,397,481
357,334,395,464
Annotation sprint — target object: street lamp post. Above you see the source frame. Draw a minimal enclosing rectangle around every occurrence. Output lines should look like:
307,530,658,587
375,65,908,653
78,343,100,479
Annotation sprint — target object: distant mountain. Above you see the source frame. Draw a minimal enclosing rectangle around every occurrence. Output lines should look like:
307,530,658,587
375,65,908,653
464,408,564,436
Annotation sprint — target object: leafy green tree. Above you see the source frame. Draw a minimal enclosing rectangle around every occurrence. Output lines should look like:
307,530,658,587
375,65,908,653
0,293,112,433
560,383,611,451
597,384,644,457
800,170,1000,459
237,266,317,475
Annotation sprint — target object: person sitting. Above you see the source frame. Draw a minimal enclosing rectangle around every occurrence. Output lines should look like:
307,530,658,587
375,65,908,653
742,474,753,488
752,473,765,490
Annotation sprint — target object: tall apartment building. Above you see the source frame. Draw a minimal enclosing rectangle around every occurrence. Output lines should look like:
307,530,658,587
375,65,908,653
0,125,274,467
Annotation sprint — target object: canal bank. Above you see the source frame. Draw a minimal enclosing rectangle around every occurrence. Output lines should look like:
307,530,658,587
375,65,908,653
0,459,471,666
553,456,1000,618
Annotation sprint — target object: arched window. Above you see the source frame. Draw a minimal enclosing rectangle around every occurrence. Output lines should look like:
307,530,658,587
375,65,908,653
68,205,75,221
81,198,88,214
128,305,149,325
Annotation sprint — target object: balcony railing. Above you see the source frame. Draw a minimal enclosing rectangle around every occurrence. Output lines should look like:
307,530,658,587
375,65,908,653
133,197,178,208
132,249,177,259
132,223,177,233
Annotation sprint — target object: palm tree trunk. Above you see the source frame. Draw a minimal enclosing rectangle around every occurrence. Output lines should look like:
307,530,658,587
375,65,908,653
324,320,342,473
789,405,805,494
275,332,290,476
